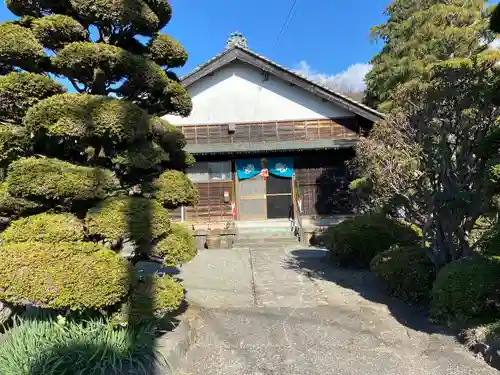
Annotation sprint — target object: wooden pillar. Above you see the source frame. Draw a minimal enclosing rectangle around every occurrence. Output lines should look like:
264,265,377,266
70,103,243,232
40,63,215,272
233,159,240,221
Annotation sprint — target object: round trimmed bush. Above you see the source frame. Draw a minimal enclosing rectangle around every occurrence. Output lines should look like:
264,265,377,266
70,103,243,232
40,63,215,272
114,274,184,324
0,23,44,71
149,116,186,150
152,170,199,208
147,34,187,68
136,275,184,318
112,141,168,171
154,223,197,266
24,94,151,143
0,182,42,217
2,212,84,243
430,256,500,326
32,15,88,51
85,196,171,243
6,157,120,201
370,245,435,305
0,72,65,123
325,213,420,268
0,124,30,164
477,223,500,256
0,242,129,310
52,42,132,84
69,0,160,35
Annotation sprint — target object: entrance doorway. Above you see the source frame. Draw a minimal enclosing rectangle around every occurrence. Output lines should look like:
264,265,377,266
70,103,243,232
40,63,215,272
236,157,294,221
266,174,292,219
237,173,292,220
238,174,267,220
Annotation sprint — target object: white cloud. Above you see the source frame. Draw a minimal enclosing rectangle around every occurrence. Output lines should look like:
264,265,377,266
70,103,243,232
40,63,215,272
293,61,372,93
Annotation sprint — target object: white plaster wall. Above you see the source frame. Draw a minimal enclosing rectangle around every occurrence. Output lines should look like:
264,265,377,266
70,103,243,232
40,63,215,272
163,61,353,125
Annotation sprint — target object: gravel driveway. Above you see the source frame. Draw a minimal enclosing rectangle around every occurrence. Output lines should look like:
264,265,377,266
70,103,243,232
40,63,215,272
173,245,497,375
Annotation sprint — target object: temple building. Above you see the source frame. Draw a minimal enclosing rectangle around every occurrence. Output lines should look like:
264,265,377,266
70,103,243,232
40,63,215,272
163,33,384,225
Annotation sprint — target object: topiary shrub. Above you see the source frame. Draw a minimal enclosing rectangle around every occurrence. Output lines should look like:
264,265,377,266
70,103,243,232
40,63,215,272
85,196,171,243
0,72,65,123
325,213,420,268
0,124,30,165
0,0,194,324
0,242,129,310
24,94,151,143
149,116,186,150
477,222,500,256
6,157,120,201
370,245,435,306
2,212,84,243
112,141,169,172
147,34,187,68
154,223,197,266
32,15,88,51
0,182,42,218
430,256,500,326
0,23,45,72
151,170,199,208
113,274,184,325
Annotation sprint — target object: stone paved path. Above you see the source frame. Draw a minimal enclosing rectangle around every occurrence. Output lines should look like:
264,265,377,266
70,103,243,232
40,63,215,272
173,245,497,375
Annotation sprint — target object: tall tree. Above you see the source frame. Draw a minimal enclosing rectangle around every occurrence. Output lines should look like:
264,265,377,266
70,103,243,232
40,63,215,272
0,0,199,323
352,0,500,267
364,0,493,111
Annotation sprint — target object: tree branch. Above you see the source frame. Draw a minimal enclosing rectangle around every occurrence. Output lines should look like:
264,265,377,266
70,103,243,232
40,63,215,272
69,78,86,93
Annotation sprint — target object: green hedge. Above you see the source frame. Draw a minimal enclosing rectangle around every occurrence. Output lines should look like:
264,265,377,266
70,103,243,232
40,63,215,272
0,242,129,310
154,223,197,266
6,157,120,201
151,170,199,208
325,213,420,268
85,196,171,243
430,256,500,326
371,245,435,305
2,212,84,243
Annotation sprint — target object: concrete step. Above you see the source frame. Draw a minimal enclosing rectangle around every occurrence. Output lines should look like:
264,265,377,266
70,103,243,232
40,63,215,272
236,229,296,236
235,238,298,245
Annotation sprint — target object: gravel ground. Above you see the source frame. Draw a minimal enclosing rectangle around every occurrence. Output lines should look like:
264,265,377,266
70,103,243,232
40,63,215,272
173,245,497,375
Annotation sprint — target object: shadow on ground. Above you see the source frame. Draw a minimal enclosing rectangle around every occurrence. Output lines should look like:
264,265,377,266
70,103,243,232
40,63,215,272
284,248,451,336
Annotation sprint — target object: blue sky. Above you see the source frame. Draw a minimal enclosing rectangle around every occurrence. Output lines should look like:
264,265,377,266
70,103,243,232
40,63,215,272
0,0,390,91
166,0,389,90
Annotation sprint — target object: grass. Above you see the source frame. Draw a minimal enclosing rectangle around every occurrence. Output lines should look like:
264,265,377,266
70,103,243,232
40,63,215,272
0,316,162,375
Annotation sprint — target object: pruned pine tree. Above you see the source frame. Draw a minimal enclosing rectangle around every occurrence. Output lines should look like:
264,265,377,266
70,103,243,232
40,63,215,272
0,0,199,322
